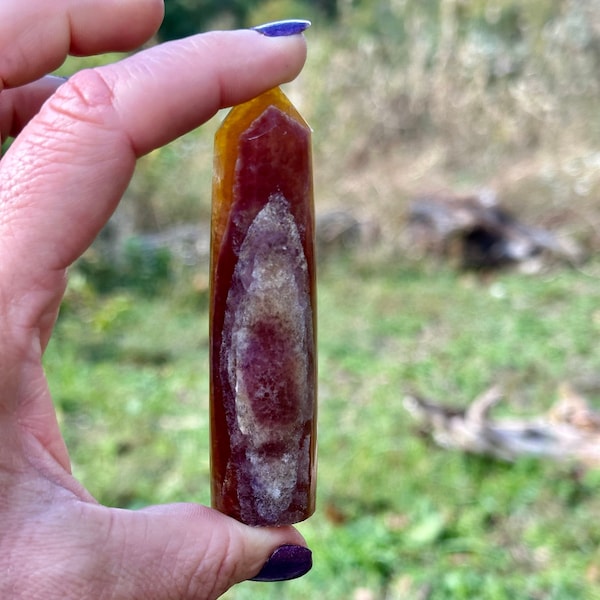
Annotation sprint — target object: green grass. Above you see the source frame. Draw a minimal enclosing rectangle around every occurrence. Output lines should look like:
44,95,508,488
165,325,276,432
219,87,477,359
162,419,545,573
45,259,600,599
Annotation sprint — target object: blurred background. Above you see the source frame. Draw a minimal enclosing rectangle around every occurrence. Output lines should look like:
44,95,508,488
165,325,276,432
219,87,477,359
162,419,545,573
46,1,600,598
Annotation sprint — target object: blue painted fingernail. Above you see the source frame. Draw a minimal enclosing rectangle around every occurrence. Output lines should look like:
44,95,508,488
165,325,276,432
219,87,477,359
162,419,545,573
250,545,313,582
252,19,311,37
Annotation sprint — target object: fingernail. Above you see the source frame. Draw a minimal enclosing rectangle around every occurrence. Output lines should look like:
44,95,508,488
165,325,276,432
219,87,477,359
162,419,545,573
250,544,313,582
252,19,311,37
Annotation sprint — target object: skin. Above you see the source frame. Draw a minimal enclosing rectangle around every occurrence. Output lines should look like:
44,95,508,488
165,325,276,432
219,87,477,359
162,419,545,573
0,1,308,598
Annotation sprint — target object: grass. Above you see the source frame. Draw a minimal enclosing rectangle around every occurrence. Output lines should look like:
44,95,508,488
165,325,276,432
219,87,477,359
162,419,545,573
45,257,600,599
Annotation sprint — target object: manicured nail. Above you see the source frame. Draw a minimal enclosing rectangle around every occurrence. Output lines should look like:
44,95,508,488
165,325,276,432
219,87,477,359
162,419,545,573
252,19,311,37
250,545,313,582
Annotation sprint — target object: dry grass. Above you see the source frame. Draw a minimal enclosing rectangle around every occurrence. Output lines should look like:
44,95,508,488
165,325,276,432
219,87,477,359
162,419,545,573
54,1,600,261
284,0,600,256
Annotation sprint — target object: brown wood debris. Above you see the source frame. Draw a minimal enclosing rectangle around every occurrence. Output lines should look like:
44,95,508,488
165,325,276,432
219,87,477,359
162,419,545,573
404,384,600,466
407,191,583,271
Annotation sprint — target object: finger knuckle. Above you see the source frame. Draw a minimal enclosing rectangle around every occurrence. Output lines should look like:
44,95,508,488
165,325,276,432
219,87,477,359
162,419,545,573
46,68,115,127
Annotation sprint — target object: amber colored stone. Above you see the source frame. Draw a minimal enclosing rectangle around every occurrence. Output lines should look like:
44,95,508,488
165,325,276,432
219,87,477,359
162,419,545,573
209,88,317,526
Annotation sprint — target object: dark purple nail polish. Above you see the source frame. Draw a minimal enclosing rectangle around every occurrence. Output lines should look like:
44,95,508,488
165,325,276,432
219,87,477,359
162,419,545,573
250,545,313,582
252,19,311,37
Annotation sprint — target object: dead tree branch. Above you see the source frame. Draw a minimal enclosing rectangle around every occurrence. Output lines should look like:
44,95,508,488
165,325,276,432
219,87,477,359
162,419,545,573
404,384,600,466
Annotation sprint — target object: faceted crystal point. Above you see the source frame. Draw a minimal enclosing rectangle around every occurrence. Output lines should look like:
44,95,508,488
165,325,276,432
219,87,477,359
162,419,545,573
210,88,317,526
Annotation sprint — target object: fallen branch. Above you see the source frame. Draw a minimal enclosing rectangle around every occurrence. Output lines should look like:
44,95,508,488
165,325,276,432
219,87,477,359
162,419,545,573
407,192,584,271
404,384,600,466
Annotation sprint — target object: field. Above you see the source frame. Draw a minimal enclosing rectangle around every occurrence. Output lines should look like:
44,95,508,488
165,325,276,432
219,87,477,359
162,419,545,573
47,2,600,598
46,256,600,599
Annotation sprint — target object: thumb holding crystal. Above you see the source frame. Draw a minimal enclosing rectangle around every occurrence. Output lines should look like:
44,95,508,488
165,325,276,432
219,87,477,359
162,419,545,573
95,503,310,597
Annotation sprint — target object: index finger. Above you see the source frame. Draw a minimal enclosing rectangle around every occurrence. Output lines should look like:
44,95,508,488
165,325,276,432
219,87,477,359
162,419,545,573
0,0,164,89
0,29,307,297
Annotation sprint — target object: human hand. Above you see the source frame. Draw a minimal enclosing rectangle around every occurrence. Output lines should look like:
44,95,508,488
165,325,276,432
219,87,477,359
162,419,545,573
0,1,311,598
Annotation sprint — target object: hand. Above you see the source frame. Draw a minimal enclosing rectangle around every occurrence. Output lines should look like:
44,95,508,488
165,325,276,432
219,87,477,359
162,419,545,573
0,1,310,598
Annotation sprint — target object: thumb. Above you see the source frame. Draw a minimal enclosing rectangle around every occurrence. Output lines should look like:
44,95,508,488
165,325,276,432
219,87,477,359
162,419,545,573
99,503,311,599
